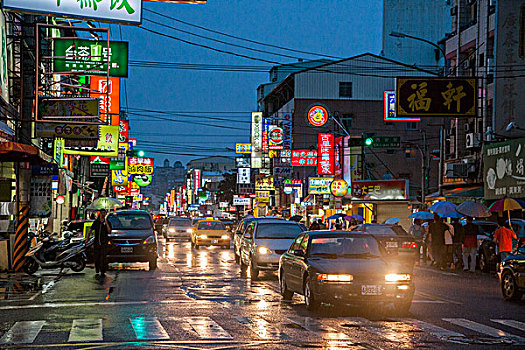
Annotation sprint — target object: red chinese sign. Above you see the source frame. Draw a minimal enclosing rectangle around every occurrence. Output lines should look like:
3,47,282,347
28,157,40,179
291,150,318,166
113,185,129,195
317,133,335,175
350,180,407,200
119,120,129,143
90,76,120,125
128,157,154,175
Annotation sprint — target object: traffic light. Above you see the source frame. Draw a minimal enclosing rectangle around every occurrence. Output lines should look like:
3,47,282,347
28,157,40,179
127,150,145,157
364,137,374,146
430,149,440,160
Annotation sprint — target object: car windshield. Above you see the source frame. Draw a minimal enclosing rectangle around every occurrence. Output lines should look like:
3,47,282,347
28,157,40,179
198,221,225,230
310,236,381,257
366,225,407,236
255,223,304,239
169,218,191,226
108,213,153,230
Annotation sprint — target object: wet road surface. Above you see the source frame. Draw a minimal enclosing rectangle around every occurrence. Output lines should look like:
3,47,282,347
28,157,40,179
0,238,523,349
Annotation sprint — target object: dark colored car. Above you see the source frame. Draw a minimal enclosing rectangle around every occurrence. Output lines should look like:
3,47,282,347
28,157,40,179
232,216,284,264
474,220,498,272
279,231,414,313
106,210,158,270
498,243,525,301
352,224,418,270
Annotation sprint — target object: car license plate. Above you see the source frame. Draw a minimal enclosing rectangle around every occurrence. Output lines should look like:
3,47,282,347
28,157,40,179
385,241,398,248
362,285,381,296
211,240,218,244
121,247,133,253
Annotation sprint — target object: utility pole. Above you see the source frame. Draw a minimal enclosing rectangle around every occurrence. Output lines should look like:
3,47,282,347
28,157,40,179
13,14,36,271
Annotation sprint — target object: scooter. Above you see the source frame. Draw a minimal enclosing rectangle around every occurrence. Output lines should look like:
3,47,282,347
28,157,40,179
24,232,93,275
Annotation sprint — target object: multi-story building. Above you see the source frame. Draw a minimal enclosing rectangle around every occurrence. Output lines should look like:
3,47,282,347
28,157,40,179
185,156,235,205
141,159,186,210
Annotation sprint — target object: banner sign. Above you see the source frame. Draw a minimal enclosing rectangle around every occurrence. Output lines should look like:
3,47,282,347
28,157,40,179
350,180,408,200
3,0,142,25
194,169,201,190
484,138,525,200
90,156,110,178
255,175,274,190
54,39,129,77
62,125,119,157
318,133,335,175
282,113,292,150
119,120,129,143
396,78,476,117
38,98,100,123
308,177,333,195
235,143,251,154
251,112,262,168
269,126,283,150
233,198,251,206
262,118,270,153
291,150,317,166
128,157,154,175
238,168,250,184
90,76,120,125
255,190,270,203
384,91,420,122
36,123,99,139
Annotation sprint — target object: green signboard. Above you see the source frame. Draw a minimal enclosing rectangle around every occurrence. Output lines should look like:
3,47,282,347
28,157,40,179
368,136,401,149
54,39,128,77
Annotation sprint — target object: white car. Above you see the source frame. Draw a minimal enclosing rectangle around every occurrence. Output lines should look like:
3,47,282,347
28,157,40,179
165,217,192,241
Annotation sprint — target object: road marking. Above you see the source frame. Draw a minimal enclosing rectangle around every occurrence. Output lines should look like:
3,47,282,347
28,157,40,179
0,320,45,344
68,319,103,342
416,291,462,305
401,318,469,344
289,317,350,340
342,317,421,344
0,299,199,310
491,319,525,332
129,317,170,340
415,266,458,276
235,316,290,340
185,316,233,339
443,318,525,345
411,300,445,304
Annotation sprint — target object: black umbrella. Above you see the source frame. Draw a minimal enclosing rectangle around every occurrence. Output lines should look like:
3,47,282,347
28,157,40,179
290,215,303,222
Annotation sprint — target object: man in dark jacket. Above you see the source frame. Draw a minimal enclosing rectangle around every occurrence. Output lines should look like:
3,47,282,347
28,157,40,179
428,213,448,269
86,210,111,276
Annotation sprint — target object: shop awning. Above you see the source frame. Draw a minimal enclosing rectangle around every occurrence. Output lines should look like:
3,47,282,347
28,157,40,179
426,186,484,203
0,141,53,164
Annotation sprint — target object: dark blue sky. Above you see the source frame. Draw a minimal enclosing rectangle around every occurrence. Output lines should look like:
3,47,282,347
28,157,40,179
112,0,383,166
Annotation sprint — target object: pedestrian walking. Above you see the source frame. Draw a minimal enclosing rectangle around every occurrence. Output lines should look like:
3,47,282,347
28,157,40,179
443,220,454,269
462,217,478,272
451,218,464,270
86,209,111,277
309,220,320,231
408,219,426,264
428,214,448,269
493,218,517,262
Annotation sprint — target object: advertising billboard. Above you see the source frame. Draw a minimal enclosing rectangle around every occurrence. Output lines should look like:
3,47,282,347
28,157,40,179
291,150,317,166
90,76,120,125
38,98,100,123
2,0,142,25
350,180,407,200
61,125,119,157
318,133,335,175
251,112,262,168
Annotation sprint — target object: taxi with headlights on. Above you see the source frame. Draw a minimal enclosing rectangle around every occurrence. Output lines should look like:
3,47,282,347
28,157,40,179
279,230,415,314
191,218,230,249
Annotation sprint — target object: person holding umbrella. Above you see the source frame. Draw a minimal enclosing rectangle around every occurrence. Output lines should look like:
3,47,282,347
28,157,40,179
494,218,517,262
462,216,479,272
86,210,111,277
428,213,448,269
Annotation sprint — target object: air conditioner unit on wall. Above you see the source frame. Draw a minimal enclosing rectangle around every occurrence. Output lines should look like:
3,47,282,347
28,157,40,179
446,163,468,178
466,133,481,148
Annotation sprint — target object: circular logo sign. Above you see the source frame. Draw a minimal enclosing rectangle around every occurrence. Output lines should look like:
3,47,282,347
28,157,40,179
283,187,293,194
330,179,349,197
269,127,283,145
133,174,152,187
307,105,329,127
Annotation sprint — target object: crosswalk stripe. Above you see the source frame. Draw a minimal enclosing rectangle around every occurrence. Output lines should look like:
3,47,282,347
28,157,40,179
0,320,45,344
491,319,525,332
235,316,290,340
68,319,103,342
402,319,468,344
289,317,350,340
342,317,420,343
184,316,233,339
129,317,170,340
443,318,525,345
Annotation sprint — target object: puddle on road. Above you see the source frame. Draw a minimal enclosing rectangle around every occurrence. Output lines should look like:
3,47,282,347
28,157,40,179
0,277,42,300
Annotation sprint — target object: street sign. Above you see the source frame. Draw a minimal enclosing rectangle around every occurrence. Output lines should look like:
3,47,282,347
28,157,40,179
368,136,401,149
54,39,129,77
396,78,476,117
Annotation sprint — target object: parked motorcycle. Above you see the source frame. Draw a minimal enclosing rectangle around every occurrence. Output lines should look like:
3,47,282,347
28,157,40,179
24,230,92,275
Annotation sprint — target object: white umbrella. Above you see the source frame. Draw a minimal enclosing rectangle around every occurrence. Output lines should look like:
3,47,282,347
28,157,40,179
87,197,123,211
456,201,490,218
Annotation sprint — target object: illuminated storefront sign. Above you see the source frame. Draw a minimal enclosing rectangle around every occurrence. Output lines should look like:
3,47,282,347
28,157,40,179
384,91,419,122
235,143,251,154
269,126,283,150
38,98,100,123
255,190,270,203
194,169,201,191
350,180,408,200
61,125,119,157
307,105,329,127
90,76,120,125
291,150,317,166
308,177,333,195
128,157,154,175
251,112,262,168
255,175,274,190
282,113,292,150
318,133,335,175
330,179,349,197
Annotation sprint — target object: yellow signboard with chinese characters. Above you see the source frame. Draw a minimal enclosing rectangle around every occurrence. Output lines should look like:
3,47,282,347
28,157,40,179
235,143,252,154
61,125,119,157
128,157,154,175
396,78,476,117
255,175,274,190
255,191,270,203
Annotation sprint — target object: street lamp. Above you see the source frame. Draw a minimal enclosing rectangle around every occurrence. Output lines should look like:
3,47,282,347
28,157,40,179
390,30,447,198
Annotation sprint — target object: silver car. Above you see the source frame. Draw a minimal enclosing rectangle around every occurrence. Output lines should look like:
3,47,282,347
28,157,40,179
165,217,192,241
239,220,305,280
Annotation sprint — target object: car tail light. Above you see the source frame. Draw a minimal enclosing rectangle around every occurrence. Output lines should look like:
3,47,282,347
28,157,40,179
401,242,418,249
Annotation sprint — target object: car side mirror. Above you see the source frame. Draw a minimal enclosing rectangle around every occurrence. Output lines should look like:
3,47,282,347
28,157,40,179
294,249,305,257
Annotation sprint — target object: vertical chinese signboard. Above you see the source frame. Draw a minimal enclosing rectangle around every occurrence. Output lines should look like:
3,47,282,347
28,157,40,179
318,133,335,175
484,138,525,200
396,78,476,117
194,169,201,191
251,112,262,168
384,91,420,121
282,113,292,150
90,76,120,125
119,120,129,143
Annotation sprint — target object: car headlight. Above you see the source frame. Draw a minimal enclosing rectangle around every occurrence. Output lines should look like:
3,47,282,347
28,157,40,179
187,228,192,233
385,273,411,282
169,228,175,233
317,274,353,282
199,234,207,239
258,246,271,254
221,235,229,240
143,236,156,244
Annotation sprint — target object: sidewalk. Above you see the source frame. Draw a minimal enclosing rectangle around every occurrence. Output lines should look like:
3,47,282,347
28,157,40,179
0,269,62,303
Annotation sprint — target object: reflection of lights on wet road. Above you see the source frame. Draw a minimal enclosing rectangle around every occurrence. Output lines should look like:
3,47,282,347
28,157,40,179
167,243,175,260
186,253,193,267
199,252,208,269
